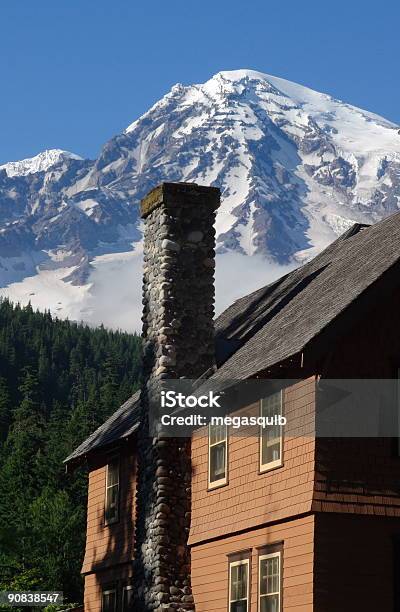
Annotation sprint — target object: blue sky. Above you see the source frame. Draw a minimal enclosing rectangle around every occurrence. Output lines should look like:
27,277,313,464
1,0,399,165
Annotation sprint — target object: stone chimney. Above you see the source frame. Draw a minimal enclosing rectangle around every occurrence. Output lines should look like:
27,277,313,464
134,183,220,611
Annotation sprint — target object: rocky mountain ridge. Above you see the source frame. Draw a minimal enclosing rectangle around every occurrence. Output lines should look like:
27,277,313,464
0,69,399,329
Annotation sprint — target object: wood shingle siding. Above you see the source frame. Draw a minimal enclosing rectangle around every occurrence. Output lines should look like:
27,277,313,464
313,283,400,518
313,437,400,517
191,515,315,611
190,378,316,544
84,564,133,612
82,446,136,575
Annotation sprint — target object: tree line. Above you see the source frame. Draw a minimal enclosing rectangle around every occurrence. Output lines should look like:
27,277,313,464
0,299,141,607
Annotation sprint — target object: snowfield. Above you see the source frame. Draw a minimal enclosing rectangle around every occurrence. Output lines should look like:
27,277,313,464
0,69,399,330
0,149,83,177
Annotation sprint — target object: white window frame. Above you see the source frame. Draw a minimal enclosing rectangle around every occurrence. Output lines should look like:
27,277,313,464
104,456,120,525
122,585,134,611
102,588,117,612
258,551,281,612
259,390,284,472
208,422,228,489
229,558,250,612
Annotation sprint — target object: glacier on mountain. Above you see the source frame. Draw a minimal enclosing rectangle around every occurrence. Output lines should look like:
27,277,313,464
0,149,83,177
0,69,399,330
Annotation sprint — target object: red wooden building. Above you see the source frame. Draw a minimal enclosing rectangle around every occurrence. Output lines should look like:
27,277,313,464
66,184,400,611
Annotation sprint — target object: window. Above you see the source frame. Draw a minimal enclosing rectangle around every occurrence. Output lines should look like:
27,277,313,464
208,423,228,488
260,391,283,471
105,457,120,524
122,585,133,611
259,552,281,612
102,588,116,612
229,559,249,612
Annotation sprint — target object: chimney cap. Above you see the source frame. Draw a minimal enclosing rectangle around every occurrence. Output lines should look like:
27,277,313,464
140,182,220,218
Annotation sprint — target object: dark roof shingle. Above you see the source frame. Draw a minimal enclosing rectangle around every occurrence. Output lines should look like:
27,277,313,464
64,390,140,466
66,213,400,464
213,217,400,380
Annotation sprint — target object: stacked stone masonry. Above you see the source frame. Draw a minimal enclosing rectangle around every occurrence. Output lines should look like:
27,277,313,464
133,183,220,611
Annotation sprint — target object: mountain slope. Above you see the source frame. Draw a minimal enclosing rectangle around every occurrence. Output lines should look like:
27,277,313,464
0,149,83,177
0,69,399,329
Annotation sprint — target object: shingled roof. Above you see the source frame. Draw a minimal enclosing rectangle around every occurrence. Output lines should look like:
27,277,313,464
65,211,400,465
64,390,140,466
213,214,400,380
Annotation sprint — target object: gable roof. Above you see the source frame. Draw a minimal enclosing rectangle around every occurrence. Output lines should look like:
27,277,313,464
212,214,400,380
64,390,140,467
65,211,400,466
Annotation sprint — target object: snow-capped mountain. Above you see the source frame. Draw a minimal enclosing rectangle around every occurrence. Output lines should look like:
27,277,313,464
0,69,399,330
0,149,82,177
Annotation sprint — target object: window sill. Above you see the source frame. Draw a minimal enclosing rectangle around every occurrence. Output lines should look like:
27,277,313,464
259,460,284,474
207,478,228,491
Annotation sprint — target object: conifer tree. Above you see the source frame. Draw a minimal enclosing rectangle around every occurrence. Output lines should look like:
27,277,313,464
0,377,11,441
0,299,141,604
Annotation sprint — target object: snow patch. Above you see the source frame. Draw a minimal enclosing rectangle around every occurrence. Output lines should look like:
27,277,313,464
75,198,99,216
0,149,83,177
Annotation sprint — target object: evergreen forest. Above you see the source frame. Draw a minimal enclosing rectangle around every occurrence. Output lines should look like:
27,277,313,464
0,299,141,607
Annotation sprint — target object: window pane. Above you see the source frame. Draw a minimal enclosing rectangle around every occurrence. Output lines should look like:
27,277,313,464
261,431,281,465
210,442,226,482
209,423,226,445
122,587,133,611
105,458,120,523
271,556,279,591
231,602,247,612
261,392,282,466
105,484,119,523
260,594,279,612
107,459,119,487
236,563,247,599
261,392,281,418
260,556,280,596
102,590,116,612
230,563,248,602
260,559,267,595
231,565,239,600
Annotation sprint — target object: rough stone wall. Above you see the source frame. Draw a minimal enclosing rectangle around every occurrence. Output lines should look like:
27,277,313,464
133,183,220,611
